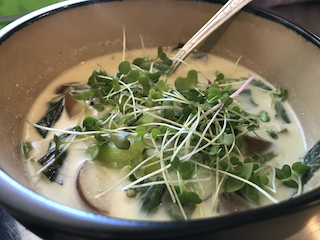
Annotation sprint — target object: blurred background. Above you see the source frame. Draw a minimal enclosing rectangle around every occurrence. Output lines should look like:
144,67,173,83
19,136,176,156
0,0,64,28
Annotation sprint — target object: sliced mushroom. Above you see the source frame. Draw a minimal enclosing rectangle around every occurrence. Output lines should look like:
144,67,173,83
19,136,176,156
217,192,251,215
197,71,212,91
77,160,123,213
55,85,70,95
64,93,82,118
241,135,272,156
273,123,288,134
189,168,216,201
198,71,212,85
55,82,81,94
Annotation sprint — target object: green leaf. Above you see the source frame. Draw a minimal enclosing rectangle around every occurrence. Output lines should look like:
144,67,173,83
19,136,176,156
133,58,150,70
225,162,253,192
156,80,169,92
132,57,145,67
273,86,288,102
93,104,105,112
263,152,275,162
111,133,131,150
259,111,270,122
53,134,64,152
276,164,291,179
72,91,93,101
242,184,260,204
220,132,234,146
260,172,269,186
283,179,298,188
171,156,193,175
179,161,193,175
220,162,229,171
96,139,144,168
237,162,254,180
150,128,161,139
230,156,240,166
127,69,141,83
214,71,225,82
221,92,230,103
147,70,161,82
178,190,202,206
86,144,99,160
94,134,109,145
135,125,148,138
83,116,101,131
223,84,232,92
292,162,310,175
244,156,254,163
138,74,150,86
149,88,162,99
208,87,221,101
267,130,278,139
171,156,180,171
174,69,198,91
209,146,219,156
224,177,245,193
157,46,171,65
172,42,185,51
158,125,167,134
247,124,259,131
107,99,117,107
118,61,131,74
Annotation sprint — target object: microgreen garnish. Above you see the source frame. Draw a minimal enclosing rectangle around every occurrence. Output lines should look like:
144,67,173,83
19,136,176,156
259,111,270,122
36,98,64,138
26,47,307,220
267,129,278,139
174,69,198,91
272,86,288,102
276,162,310,194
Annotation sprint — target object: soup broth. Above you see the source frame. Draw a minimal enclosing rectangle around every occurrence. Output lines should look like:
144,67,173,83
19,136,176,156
22,48,306,221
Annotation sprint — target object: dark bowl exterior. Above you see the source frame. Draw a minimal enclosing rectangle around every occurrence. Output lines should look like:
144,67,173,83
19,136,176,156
1,0,320,239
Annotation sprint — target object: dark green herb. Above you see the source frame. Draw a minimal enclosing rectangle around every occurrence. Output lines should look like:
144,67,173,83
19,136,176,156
174,69,198,92
171,42,185,51
301,140,320,185
38,147,68,183
272,86,288,102
259,111,270,122
267,130,278,139
239,89,258,106
139,177,166,214
36,98,64,138
275,101,291,123
250,79,272,91
224,162,254,193
276,162,309,190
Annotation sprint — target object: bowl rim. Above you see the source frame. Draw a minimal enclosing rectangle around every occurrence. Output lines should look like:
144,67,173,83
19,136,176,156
1,0,320,238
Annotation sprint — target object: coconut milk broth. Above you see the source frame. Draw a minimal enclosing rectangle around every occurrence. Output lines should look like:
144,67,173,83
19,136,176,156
22,48,306,220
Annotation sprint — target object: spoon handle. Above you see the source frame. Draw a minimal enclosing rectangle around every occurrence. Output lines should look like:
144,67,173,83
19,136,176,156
171,0,252,72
